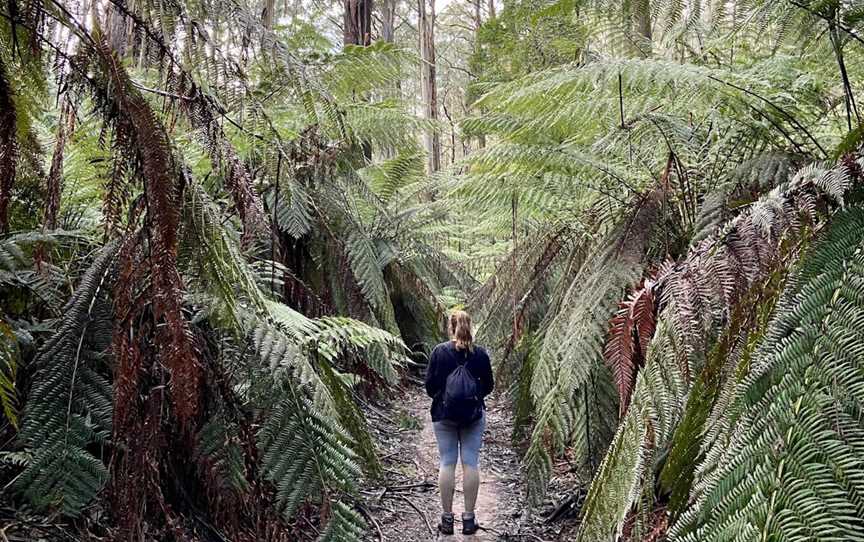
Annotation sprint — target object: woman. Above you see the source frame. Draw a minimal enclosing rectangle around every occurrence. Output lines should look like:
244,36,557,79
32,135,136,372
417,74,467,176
424,310,494,535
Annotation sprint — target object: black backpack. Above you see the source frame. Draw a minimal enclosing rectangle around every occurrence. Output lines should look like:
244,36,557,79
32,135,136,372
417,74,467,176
441,355,483,426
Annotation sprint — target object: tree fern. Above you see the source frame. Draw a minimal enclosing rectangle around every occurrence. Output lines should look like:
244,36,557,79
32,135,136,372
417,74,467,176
575,318,686,542
572,153,859,538
15,241,118,515
524,188,663,502
670,207,864,542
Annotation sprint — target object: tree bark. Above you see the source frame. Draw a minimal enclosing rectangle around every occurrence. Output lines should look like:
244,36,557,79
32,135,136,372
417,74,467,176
381,0,396,43
419,0,441,173
344,0,373,46
263,0,276,29
473,0,485,150
0,57,16,234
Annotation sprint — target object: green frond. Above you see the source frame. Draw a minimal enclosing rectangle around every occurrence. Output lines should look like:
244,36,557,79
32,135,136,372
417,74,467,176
258,383,361,521
0,320,18,428
317,358,382,477
523,190,663,503
344,229,399,333
15,240,118,515
361,149,425,203
268,178,314,240
670,207,864,542
183,180,270,330
318,500,366,542
196,415,251,494
327,42,413,99
575,319,686,542
0,230,88,309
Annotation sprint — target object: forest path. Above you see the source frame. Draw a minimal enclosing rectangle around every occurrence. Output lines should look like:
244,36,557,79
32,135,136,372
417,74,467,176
362,386,531,542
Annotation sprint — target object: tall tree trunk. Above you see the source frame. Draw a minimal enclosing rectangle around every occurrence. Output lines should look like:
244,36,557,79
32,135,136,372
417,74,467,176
419,0,441,173
473,0,485,150
487,0,495,19
381,0,395,43
0,57,16,234
344,0,373,46
345,0,374,159
263,0,276,29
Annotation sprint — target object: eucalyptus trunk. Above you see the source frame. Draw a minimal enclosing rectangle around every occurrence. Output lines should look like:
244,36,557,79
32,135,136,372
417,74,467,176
344,0,373,46
419,0,441,173
381,0,395,43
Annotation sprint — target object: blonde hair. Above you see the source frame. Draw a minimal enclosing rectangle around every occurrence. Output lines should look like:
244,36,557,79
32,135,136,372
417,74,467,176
449,310,474,352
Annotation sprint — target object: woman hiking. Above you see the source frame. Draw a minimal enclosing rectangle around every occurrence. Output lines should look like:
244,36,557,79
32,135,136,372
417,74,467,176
424,310,494,536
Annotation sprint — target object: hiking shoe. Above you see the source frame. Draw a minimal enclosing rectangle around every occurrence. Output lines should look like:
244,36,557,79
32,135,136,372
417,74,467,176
461,515,479,535
438,514,455,535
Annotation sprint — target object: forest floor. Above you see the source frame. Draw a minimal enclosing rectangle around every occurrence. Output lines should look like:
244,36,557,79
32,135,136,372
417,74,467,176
361,385,581,542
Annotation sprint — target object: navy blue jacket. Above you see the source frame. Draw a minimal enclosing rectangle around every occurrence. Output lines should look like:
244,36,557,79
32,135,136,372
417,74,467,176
424,341,494,422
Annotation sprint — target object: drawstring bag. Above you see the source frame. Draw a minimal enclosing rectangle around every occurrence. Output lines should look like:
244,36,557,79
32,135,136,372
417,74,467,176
441,355,483,427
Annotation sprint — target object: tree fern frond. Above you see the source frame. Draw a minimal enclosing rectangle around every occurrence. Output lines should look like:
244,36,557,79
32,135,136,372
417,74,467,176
182,179,269,330
258,383,361,520
343,229,398,332
317,500,366,542
604,277,657,417
670,207,864,542
196,415,251,494
362,149,425,204
524,188,664,502
317,358,382,477
15,240,119,515
692,152,803,243
575,318,686,542
0,321,18,428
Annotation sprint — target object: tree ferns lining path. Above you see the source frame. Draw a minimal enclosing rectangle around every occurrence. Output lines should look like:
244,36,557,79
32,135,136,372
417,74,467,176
6,0,864,540
361,386,574,542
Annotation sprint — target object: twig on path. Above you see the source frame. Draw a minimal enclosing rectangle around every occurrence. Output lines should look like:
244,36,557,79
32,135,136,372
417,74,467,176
357,503,384,542
396,495,434,537
383,481,436,492
479,526,549,542
376,481,436,502
413,458,428,478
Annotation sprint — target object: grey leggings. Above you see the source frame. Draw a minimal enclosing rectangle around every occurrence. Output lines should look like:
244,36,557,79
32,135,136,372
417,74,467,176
432,412,486,467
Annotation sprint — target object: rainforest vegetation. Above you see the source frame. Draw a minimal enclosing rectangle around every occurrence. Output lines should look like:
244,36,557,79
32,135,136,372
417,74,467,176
2,0,864,540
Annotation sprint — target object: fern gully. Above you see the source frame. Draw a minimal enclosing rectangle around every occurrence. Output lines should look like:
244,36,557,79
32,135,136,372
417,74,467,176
4,0,864,541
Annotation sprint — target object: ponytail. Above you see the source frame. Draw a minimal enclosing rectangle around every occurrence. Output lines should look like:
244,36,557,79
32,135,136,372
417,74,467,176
449,310,474,352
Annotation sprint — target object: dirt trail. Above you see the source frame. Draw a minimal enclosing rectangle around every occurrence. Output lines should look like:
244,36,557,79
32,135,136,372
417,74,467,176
362,386,563,542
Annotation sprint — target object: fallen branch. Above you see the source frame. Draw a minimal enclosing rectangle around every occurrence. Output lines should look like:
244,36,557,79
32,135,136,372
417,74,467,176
480,526,550,542
376,481,435,503
396,495,433,537
383,481,435,492
356,503,384,542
